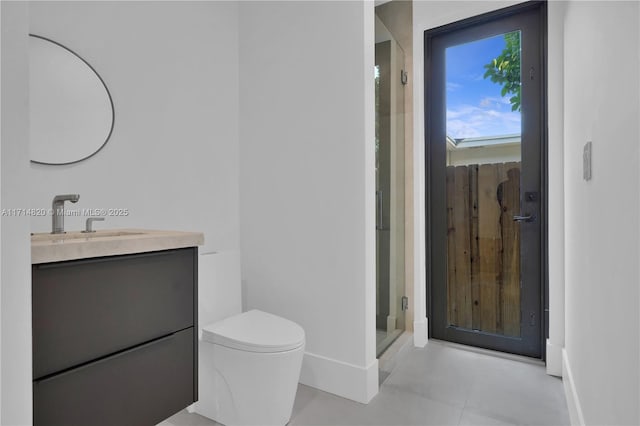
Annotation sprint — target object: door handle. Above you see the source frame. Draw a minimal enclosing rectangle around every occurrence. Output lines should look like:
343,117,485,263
376,190,383,230
513,214,536,223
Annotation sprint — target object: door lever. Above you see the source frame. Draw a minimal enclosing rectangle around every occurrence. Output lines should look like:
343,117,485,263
513,214,535,223
376,190,383,230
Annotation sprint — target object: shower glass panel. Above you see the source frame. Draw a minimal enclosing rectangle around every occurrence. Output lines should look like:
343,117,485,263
375,37,405,357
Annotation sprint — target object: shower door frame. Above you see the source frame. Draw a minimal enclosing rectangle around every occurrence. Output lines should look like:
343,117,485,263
375,34,407,356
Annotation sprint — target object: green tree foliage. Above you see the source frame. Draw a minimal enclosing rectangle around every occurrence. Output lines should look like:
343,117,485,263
483,31,521,112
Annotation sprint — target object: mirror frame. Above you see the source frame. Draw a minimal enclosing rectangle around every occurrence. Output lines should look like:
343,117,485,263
30,34,115,166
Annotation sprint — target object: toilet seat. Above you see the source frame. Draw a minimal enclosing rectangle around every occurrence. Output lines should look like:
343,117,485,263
202,310,305,353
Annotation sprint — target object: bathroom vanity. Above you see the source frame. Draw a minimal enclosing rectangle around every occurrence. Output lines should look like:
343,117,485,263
31,229,203,425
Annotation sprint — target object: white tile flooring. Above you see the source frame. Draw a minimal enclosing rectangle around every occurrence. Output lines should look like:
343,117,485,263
161,340,570,426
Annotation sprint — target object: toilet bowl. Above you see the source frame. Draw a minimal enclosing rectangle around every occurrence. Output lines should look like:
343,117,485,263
194,310,305,426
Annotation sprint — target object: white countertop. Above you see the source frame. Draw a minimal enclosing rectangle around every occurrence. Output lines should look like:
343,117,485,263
31,229,204,264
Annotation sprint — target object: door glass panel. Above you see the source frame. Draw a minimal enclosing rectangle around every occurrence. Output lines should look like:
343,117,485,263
375,37,406,356
444,31,522,337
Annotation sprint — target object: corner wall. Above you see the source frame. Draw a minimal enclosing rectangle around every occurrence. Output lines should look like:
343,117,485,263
562,2,640,424
238,1,378,403
1,2,32,423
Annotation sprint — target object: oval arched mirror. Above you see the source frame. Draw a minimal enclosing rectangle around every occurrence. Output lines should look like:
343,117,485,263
29,34,114,165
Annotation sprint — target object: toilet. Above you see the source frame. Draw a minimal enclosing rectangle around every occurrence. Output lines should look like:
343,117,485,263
193,309,305,426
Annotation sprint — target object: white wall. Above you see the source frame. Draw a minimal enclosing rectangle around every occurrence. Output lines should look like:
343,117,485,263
1,2,243,421
562,2,640,424
28,0,242,320
546,0,566,377
238,1,378,403
0,0,2,407
1,2,32,423
412,0,526,347
28,1,240,253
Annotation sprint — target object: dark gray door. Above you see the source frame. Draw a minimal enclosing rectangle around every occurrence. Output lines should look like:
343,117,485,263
425,3,545,358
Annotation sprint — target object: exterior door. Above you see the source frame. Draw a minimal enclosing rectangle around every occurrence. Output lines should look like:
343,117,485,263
425,3,545,358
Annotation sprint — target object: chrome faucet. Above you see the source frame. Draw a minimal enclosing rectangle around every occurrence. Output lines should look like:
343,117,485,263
51,194,80,234
82,217,104,233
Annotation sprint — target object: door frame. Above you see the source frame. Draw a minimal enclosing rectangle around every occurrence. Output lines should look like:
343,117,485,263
423,1,548,359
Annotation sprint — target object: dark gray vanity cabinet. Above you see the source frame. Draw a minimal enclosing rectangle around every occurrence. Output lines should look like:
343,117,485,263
32,247,198,426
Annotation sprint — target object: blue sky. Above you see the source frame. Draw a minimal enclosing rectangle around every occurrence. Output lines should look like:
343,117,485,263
446,33,521,139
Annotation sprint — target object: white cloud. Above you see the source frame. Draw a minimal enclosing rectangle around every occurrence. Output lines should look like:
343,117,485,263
446,103,521,139
447,120,481,138
446,82,462,92
479,96,512,108
446,105,476,119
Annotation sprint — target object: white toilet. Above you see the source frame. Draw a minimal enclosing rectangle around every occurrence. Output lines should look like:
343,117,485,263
194,309,305,426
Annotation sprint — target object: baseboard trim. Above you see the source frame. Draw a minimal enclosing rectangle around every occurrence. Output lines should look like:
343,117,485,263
546,339,563,377
413,318,428,347
562,349,585,426
299,351,378,404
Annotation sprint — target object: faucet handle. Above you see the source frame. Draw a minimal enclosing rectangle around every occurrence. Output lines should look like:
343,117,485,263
82,217,105,233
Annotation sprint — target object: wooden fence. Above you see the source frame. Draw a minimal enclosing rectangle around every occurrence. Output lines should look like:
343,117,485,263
446,162,521,337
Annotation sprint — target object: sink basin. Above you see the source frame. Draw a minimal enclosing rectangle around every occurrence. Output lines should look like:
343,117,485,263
31,230,145,243
31,228,204,264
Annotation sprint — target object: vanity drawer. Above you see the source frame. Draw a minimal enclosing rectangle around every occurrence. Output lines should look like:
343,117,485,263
34,327,195,426
32,247,196,379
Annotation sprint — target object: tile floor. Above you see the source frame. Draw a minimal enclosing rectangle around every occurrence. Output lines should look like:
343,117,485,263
160,340,570,426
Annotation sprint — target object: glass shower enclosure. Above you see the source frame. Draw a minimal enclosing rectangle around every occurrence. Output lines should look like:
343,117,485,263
375,35,406,357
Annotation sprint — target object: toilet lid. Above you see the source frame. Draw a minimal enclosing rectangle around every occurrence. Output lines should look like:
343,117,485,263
202,310,305,353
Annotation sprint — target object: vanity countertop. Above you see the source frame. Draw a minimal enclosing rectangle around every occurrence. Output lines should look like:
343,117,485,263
31,229,204,264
